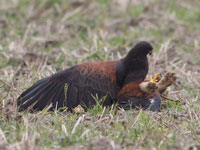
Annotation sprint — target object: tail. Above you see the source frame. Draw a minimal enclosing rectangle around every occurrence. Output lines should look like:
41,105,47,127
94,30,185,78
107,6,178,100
17,77,65,112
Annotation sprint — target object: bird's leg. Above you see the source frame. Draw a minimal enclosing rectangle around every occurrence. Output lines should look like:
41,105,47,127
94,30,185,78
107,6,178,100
139,73,160,93
156,72,177,92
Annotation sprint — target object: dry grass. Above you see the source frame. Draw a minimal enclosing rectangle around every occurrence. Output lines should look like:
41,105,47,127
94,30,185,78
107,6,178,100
0,0,200,149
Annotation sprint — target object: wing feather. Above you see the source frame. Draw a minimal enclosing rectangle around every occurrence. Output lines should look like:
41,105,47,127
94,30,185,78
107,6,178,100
17,61,119,111
19,78,48,98
17,79,51,106
32,82,58,110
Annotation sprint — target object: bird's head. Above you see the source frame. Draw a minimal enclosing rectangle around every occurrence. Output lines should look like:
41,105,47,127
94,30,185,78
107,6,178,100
123,41,153,65
129,41,153,57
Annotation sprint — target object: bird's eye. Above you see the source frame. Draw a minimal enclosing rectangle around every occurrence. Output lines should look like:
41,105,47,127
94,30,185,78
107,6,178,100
149,50,153,56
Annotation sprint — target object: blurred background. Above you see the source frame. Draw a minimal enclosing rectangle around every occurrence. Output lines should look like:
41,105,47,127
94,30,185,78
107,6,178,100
0,0,200,149
0,0,200,70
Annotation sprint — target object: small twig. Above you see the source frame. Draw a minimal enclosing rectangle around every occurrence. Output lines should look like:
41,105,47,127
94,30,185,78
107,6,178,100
160,94,181,103
80,129,90,139
61,124,69,136
132,109,142,128
71,115,84,134
100,107,106,120
0,80,18,92
0,128,7,144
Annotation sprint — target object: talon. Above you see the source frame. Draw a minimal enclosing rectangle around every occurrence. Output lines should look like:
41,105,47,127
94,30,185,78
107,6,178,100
150,73,160,83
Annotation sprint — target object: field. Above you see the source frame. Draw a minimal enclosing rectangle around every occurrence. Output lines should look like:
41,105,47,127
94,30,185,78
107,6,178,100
0,0,200,149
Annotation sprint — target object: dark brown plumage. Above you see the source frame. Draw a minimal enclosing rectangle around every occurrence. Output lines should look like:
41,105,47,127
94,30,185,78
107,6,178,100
17,41,158,112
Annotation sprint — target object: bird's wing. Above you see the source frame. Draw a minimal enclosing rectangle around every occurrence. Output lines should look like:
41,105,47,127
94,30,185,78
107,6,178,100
17,61,119,111
117,82,161,111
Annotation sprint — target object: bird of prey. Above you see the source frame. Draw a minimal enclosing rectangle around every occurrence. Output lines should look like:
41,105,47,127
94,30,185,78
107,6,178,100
17,41,163,112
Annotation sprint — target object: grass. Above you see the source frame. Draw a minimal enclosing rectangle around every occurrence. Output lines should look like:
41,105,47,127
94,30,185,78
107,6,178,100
0,0,200,149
